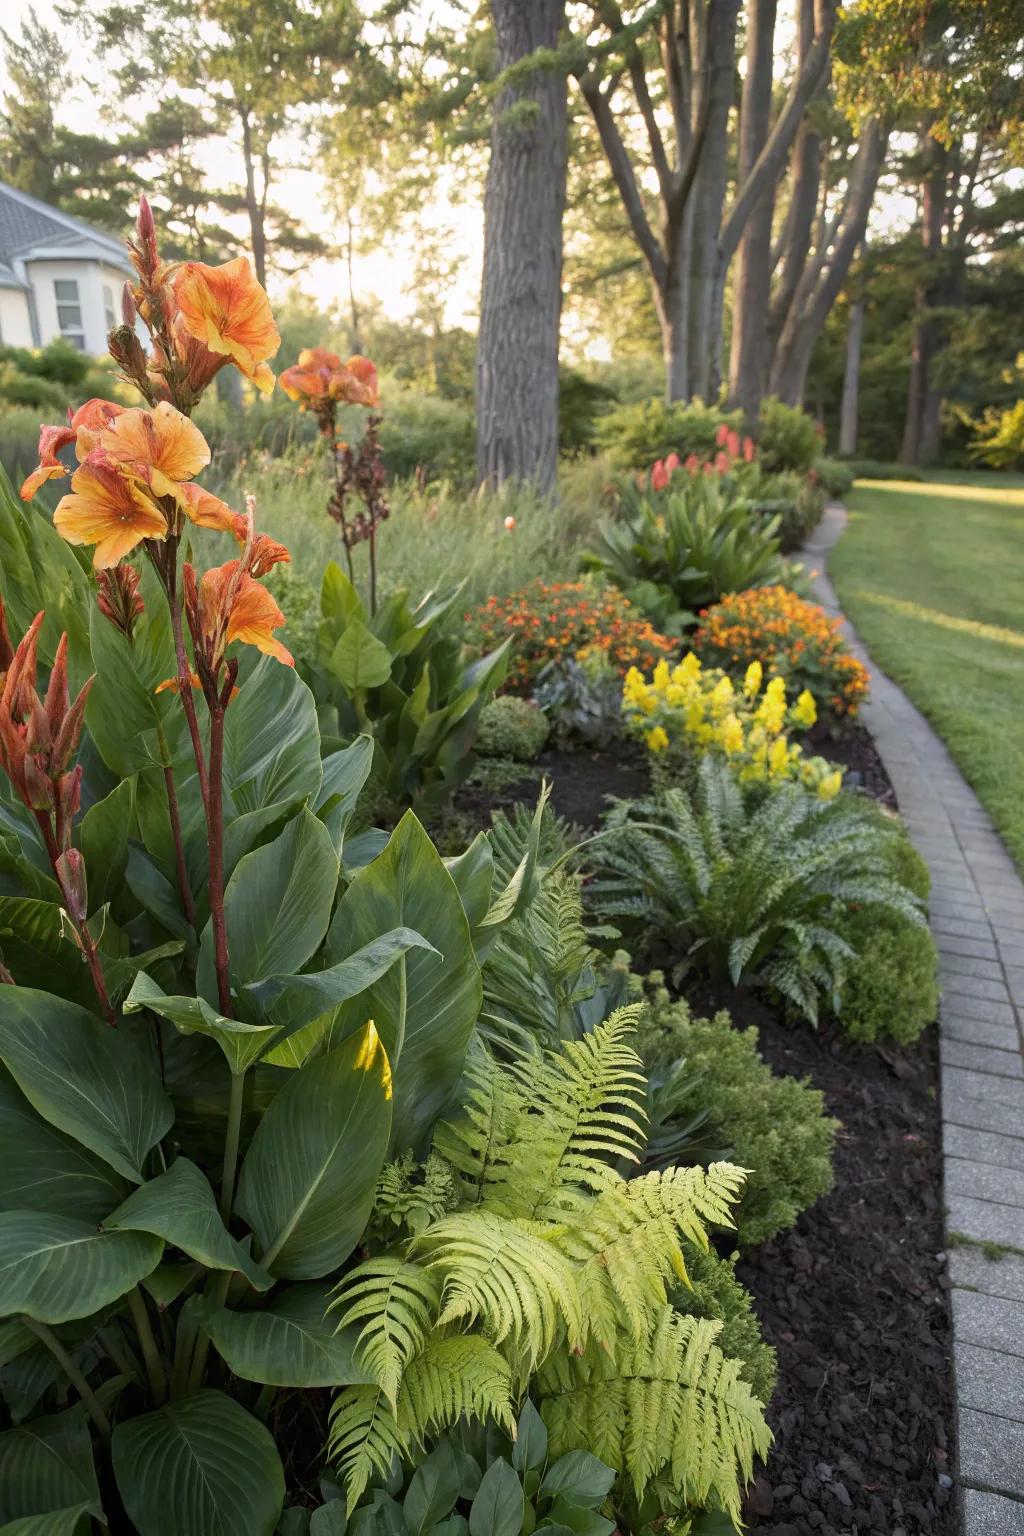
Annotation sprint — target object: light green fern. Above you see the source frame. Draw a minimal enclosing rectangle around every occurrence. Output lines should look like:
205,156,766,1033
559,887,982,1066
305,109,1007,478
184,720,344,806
329,1016,766,1525
534,1307,773,1527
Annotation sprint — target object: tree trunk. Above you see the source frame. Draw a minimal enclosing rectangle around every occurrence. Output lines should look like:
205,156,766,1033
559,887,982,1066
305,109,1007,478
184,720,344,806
684,0,741,401
838,289,864,456
901,133,947,465
727,0,778,424
239,110,268,287
769,117,888,405
476,0,567,494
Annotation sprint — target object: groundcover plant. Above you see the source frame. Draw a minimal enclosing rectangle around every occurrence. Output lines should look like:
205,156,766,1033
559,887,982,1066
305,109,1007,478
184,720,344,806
0,204,772,1536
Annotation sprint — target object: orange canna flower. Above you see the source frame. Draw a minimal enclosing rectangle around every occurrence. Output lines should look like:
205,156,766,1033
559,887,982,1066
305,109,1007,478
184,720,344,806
20,398,125,501
173,257,280,395
199,561,293,668
54,460,169,568
280,348,379,409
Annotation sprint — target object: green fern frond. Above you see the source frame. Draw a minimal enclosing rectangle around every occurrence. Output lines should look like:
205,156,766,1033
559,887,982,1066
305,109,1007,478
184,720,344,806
535,1307,772,1528
329,1257,440,1406
414,1210,586,1365
565,1163,747,1346
398,1333,516,1444
432,1043,522,1204
327,1383,406,1513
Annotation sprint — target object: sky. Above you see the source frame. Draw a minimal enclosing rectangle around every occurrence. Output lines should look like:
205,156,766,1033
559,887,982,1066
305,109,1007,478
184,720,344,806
0,0,486,328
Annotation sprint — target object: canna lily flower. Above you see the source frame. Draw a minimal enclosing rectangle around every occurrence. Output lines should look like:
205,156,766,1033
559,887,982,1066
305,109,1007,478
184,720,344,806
20,398,125,501
650,459,669,492
199,561,293,668
172,258,280,395
54,460,170,568
280,348,379,409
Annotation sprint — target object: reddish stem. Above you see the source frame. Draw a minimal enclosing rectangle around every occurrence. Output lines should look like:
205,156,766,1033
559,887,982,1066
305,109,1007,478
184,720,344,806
165,548,209,813
33,809,116,1026
205,704,232,1017
162,761,196,926
0,959,15,985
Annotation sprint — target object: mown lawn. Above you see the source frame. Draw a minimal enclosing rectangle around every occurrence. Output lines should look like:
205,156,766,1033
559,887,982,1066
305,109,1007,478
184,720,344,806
830,471,1024,871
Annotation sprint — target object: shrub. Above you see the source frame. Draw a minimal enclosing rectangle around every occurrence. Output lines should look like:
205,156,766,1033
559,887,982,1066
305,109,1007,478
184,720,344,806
970,397,1024,471
585,471,787,624
671,1250,777,1405
749,465,828,551
832,829,939,1044
594,396,743,471
622,651,843,797
757,397,821,473
377,385,475,483
476,694,550,760
534,650,626,748
814,456,856,499
636,980,837,1246
845,458,926,482
465,580,675,695
693,585,870,725
0,405,48,483
587,758,927,1024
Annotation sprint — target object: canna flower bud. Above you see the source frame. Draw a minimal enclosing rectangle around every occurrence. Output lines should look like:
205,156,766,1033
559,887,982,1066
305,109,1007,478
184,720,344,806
55,845,88,924
97,565,145,640
136,196,159,279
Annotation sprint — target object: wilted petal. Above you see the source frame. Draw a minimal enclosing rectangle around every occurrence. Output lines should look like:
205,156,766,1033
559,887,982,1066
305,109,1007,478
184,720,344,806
179,482,243,534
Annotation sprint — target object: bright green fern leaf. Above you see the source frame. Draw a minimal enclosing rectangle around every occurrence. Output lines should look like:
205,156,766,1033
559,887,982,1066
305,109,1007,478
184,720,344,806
328,1257,440,1406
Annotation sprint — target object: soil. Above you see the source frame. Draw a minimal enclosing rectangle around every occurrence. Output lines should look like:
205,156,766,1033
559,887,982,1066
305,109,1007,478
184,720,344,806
811,723,897,812
728,996,955,1536
451,742,651,833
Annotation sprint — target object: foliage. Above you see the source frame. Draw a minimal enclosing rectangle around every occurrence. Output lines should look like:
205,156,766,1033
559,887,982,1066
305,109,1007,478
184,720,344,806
831,829,938,1044
693,586,870,726
586,758,927,1024
970,395,1024,471
377,388,476,484
304,564,510,813
533,652,626,750
593,398,743,473
622,653,843,798
756,399,822,474
465,581,675,696
814,457,856,499
476,696,550,762
328,1016,770,1525
670,1250,777,1408
348,1403,618,1536
584,473,787,626
635,980,837,1246
745,467,827,553
843,458,926,482
559,366,617,457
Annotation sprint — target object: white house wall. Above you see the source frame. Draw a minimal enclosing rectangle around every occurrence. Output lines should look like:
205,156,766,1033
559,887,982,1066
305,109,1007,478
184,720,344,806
0,287,33,347
27,258,118,354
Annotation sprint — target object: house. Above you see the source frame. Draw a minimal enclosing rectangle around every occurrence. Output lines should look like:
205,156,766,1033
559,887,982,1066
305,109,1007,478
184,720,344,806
0,180,134,355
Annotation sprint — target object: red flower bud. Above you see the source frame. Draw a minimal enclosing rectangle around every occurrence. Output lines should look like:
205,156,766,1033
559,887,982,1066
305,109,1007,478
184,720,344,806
55,846,88,924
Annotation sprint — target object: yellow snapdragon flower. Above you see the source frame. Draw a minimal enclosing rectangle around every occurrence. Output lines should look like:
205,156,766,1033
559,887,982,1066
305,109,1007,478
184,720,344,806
818,769,842,800
791,689,818,727
744,660,763,698
719,713,744,755
645,725,670,753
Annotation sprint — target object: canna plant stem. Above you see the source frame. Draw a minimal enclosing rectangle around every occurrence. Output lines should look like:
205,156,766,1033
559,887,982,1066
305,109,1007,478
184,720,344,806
219,1071,245,1223
33,809,116,1026
156,721,195,926
127,1286,167,1405
24,1319,111,1439
206,704,232,1018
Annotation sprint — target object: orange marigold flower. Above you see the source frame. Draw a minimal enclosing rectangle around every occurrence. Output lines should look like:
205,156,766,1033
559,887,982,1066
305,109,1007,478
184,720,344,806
173,257,280,395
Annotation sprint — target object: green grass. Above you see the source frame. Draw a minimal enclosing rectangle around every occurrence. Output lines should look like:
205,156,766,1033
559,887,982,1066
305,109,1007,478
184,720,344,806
830,472,1024,871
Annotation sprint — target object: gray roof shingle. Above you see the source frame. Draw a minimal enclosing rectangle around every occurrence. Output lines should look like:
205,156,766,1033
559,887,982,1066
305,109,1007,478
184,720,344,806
0,180,130,269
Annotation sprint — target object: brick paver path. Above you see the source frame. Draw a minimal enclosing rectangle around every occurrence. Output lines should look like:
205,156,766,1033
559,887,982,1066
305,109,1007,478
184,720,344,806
806,505,1024,1536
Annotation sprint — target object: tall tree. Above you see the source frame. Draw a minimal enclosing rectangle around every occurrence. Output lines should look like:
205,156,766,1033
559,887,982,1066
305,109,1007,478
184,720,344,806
571,0,838,401
476,0,568,493
0,8,68,201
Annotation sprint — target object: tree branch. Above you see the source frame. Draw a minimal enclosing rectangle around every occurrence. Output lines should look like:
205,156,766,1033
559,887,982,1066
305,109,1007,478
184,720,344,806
577,70,668,293
596,0,673,204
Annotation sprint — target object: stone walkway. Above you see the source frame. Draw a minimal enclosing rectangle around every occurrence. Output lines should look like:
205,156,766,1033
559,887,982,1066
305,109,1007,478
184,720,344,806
805,505,1024,1536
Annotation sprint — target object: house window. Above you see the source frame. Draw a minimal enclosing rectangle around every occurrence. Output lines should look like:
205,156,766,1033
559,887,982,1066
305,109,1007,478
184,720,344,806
103,284,116,333
54,278,85,350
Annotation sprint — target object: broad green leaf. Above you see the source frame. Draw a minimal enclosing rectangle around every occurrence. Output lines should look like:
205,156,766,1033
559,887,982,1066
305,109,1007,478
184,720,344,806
479,785,551,938
468,1460,522,1536
0,1504,93,1534
113,1390,285,1536
0,1405,103,1525
79,779,135,914
321,563,365,629
0,1067,129,1221
223,657,323,819
86,573,177,776
1,1340,60,1424
200,810,339,998
201,1283,375,1387
0,898,100,1009
103,1159,271,1292
235,1022,392,1279
310,1505,347,1536
0,473,91,684
124,974,278,1076
325,812,481,1151
0,990,173,1183
0,1213,161,1324
512,1401,548,1474
446,834,494,933
543,1503,614,1536
0,1319,34,1368
316,737,375,858
278,1511,311,1536
141,1261,201,1310
329,621,394,692
245,927,437,1043
537,1456,614,1509
404,1441,461,1536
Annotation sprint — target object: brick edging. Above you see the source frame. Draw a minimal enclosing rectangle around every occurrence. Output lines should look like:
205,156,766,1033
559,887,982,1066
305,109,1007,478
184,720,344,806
804,504,1024,1536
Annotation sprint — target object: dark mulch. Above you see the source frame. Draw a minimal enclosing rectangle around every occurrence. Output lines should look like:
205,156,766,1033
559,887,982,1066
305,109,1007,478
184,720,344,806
704,979,956,1536
451,742,651,833
811,722,898,812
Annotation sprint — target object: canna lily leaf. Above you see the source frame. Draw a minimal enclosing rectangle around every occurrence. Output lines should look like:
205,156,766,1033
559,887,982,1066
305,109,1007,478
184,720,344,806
0,1212,162,1324
198,1283,375,1388
0,1404,104,1527
124,974,278,1076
